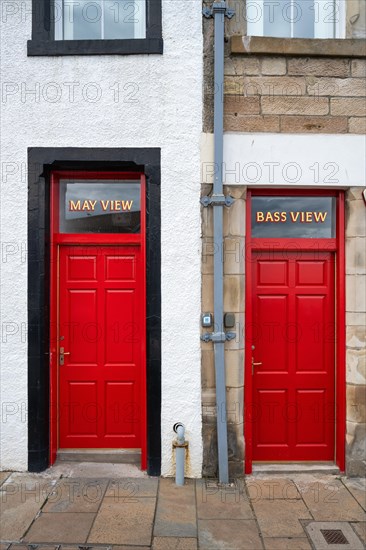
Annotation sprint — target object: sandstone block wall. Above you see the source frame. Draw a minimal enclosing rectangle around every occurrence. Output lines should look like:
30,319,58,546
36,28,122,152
223,56,366,134
345,187,366,477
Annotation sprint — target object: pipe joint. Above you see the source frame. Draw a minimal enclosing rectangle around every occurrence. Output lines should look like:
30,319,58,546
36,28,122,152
212,2,227,13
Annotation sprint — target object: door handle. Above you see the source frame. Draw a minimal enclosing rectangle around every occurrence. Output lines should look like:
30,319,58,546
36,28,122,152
252,358,262,375
59,347,71,366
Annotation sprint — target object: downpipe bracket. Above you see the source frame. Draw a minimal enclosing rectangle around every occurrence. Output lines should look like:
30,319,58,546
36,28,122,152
201,194,235,207
201,331,236,343
203,4,235,19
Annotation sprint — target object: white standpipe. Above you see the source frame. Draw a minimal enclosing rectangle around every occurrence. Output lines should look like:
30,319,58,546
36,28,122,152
173,423,187,486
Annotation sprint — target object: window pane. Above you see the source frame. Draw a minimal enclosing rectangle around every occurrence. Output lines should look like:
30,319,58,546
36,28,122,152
251,197,336,238
59,180,141,234
247,0,337,38
293,1,315,38
63,0,102,40
58,0,146,40
104,0,146,39
263,0,291,38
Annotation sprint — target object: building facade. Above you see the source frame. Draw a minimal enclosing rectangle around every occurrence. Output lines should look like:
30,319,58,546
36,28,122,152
0,0,365,478
201,0,366,478
0,0,203,476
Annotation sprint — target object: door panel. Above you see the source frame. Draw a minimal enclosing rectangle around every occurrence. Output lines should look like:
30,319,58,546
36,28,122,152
256,390,288,445
59,245,144,448
252,251,335,461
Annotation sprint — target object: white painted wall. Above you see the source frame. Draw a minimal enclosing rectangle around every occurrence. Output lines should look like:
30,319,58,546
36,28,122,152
0,1,203,475
201,133,366,188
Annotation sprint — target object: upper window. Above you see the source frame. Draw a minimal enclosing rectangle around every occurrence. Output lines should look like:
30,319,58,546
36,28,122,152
246,0,345,39
54,0,146,41
28,0,162,56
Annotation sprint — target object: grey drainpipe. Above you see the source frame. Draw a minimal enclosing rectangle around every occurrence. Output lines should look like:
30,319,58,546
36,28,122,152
202,3,235,485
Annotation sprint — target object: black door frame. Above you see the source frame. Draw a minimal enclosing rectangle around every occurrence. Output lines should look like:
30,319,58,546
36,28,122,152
28,147,161,475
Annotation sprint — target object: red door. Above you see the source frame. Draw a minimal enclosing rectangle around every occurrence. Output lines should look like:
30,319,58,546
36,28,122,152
58,245,144,449
252,251,335,461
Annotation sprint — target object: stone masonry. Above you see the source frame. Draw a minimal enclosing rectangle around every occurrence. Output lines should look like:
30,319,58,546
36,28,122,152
346,187,366,477
223,55,366,135
203,2,366,135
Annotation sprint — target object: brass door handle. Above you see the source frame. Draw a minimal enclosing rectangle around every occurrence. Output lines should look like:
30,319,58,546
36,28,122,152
59,347,71,366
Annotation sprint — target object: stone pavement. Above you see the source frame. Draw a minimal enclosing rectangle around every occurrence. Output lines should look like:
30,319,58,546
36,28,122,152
0,464,365,549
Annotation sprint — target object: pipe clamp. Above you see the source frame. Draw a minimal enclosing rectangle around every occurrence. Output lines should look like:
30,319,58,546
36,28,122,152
201,194,235,207
201,331,236,343
203,4,235,18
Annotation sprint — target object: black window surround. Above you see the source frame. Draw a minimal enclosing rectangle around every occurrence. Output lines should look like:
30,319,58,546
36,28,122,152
28,147,161,476
28,0,163,56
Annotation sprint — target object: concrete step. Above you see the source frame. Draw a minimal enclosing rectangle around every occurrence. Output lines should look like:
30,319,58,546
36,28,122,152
57,449,141,464
252,462,340,475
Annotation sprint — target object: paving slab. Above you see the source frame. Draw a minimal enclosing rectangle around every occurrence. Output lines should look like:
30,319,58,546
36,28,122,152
152,537,197,549
246,477,301,501
0,475,55,541
342,478,366,510
305,521,365,550
88,496,156,545
8,546,82,550
105,477,158,499
351,522,366,544
154,479,196,538
263,537,312,549
43,478,108,513
196,479,253,519
252,499,311,538
0,473,11,487
62,547,125,550
23,512,96,543
198,519,262,550
4,472,61,486
296,477,366,522
2,472,59,492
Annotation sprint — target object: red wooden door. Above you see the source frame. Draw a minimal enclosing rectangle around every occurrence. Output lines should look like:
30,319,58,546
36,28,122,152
58,245,144,449
252,251,335,461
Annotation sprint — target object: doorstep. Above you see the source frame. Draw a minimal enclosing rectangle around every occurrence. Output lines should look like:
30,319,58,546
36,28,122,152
57,448,141,464
252,462,340,475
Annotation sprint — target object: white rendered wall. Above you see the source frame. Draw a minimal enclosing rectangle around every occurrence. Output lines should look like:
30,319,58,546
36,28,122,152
0,1,203,475
201,133,366,187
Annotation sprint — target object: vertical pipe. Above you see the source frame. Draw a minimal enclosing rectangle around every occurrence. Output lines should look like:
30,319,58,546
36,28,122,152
175,424,185,486
212,3,229,484
175,447,185,486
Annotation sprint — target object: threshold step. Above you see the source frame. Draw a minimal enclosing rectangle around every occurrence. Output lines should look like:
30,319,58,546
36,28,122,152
252,462,340,475
57,449,141,464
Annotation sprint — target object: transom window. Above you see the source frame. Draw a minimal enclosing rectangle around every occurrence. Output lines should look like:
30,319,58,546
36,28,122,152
54,0,146,40
246,0,345,39
59,179,142,234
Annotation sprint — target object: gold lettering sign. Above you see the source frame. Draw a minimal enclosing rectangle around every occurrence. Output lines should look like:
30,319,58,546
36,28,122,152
256,211,328,223
69,199,134,212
